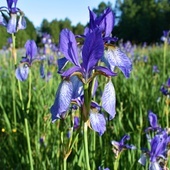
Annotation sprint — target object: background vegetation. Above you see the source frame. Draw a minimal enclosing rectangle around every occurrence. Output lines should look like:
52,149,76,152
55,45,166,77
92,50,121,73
0,0,170,169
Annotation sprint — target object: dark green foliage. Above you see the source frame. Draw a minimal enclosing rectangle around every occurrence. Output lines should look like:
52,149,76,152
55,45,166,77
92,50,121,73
0,27,9,48
114,0,170,43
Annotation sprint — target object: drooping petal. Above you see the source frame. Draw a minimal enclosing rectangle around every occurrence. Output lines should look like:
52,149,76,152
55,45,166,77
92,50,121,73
15,63,29,81
17,15,26,31
50,80,73,122
7,13,17,34
104,45,132,78
0,14,7,27
149,162,162,170
138,154,147,166
90,111,106,136
102,80,116,119
82,28,104,74
59,29,80,66
25,40,37,60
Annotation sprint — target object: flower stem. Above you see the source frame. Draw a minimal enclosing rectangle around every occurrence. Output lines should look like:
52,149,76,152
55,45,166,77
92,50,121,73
83,121,91,170
24,117,34,170
163,39,167,80
25,70,34,170
11,34,17,128
114,155,120,170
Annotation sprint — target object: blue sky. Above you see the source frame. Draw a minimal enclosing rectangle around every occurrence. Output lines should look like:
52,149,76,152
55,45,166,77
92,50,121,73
0,0,116,27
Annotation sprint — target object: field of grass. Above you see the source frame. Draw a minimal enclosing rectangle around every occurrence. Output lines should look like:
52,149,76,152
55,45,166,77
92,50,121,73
0,40,170,170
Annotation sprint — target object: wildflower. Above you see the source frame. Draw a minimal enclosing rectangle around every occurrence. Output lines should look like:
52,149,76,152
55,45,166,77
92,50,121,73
98,166,110,170
73,116,80,130
161,30,170,43
139,131,170,169
145,111,161,132
152,65,159,73
138,112,170,170
86,7,132,78
1,128,5,132
0,0,26,33
15,40,38,81
86,7,117,42
111,134,136,158
12,129,17,133
160,77,170,96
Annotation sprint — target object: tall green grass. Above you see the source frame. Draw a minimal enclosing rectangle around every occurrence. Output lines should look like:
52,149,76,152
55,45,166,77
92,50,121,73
0,44,169,170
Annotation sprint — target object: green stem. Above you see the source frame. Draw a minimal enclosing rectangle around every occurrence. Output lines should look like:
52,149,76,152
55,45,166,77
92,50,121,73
163,40,167,80
63,158,67,170
27,70,32,113
83,83,90,121
24,118,34,170
25,70,33,170
83,121,91,170
92,130,96,170
11,33,17,128
114,155,120,170
12,74,16,127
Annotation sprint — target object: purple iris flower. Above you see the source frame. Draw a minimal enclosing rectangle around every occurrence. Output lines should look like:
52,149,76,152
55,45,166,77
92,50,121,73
50,76,83,122
98,166,110,170
145,111,161,132
15,40,38,81
0,0,26,34
84,7,132,78
152,65,159,73
73,116,80,130
111,134,136,158
85,7,117,42
59,28,116,80
160,77,170,96
139,131,170,169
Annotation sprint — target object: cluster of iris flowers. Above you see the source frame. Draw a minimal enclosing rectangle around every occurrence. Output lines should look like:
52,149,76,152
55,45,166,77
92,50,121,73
138,111,170,170
50,7,132,136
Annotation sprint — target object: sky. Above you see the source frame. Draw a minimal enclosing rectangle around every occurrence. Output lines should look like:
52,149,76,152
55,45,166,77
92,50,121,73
0,0,116,27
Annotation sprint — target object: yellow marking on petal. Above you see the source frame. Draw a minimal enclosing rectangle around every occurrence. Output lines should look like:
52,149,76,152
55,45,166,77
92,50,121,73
105,44,116,50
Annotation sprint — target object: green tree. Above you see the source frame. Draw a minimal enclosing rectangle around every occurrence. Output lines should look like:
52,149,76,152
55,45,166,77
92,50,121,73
73,23,84,35
49,19,60,44
115,0,170,43
40,19,50,33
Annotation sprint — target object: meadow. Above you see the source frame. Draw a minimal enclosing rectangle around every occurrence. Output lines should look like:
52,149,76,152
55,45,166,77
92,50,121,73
0,38,169,170
0,2,170,170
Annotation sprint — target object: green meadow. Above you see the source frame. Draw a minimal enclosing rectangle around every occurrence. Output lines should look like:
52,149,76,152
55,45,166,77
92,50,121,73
0,42,169,170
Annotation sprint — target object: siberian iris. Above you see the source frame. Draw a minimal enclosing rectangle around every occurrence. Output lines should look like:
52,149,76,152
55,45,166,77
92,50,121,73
15,40,38,81
0,0,26,34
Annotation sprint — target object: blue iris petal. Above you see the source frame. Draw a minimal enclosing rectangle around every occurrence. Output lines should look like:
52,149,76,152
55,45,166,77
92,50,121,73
102,80,116,119
15,63,29,81
50,80,73,122
90,112,106,136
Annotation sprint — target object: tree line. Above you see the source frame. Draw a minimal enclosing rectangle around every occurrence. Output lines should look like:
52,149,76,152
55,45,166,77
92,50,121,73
0,0,169,48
